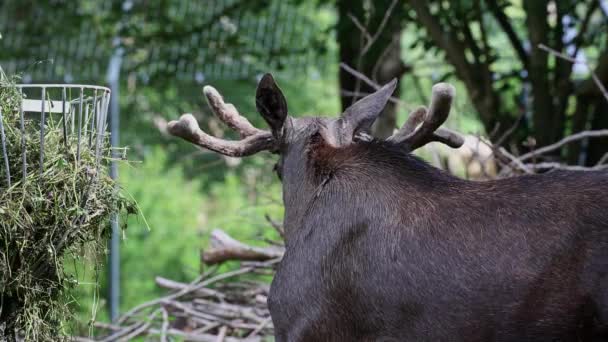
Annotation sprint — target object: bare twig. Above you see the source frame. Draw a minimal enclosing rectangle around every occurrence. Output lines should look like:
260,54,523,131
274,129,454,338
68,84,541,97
596,152,608,165
569,1,599,58
371,33,405,81
494,112,525,147
538,44,608,103
347,13,372,43
160,307,169,342
215,326,228,342
339,63,406,107
118,309,161,341
156,276,225,299
117,266,254,325
486,0,529,69
498,147,533,175
264,214,285,238
361,0,400,55
475,137,532,176
515,129,608,164
246,317,273,339
202,229,284,265
340,90,404,106
340,63,382,91
524,162,608,171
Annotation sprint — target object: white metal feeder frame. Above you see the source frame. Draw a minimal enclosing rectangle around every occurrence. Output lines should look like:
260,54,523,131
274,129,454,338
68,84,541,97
0,84,111,188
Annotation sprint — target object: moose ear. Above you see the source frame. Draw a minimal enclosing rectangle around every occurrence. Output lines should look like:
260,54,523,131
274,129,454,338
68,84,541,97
323,78,397,147
256,73,288,139
342,78,397,133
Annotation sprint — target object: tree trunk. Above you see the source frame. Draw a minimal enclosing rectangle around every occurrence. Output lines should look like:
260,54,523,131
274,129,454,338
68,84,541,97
336,0,406,138
524,1,563,150
567,94,593,164
586,97,608,165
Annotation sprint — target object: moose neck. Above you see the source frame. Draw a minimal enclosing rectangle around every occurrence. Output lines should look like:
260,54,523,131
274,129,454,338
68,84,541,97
280,139,462,242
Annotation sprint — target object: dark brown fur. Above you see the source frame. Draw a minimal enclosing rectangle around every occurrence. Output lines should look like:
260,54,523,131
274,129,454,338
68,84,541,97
269,124,608,342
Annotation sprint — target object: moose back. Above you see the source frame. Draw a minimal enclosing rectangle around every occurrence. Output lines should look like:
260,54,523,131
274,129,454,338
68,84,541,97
168,75,608,341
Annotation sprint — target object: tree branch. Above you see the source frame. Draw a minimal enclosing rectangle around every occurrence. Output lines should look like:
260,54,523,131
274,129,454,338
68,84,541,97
202,229,284,265
360,0,400,55
408,1,475,83
486,0,529,70
539,44,608,104
516,129,608,163
570,0,599,58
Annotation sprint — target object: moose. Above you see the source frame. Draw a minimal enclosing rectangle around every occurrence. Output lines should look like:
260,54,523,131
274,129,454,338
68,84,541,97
168,74,608,341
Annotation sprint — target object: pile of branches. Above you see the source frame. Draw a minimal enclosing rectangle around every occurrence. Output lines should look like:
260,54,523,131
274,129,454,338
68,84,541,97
78,228,285,342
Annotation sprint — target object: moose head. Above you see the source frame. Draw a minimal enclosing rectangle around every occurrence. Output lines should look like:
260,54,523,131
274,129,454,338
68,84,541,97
167,74,463,237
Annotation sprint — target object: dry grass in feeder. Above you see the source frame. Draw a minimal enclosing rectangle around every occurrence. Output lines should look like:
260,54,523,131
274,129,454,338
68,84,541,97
0,72,135,341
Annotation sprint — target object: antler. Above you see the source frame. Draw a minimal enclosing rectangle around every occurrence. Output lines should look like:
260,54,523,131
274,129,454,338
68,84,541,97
388,83,464,150
167,86,276,157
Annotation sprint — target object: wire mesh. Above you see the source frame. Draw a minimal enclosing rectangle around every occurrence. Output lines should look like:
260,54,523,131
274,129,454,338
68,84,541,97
0,84,111,189
0,0,327,83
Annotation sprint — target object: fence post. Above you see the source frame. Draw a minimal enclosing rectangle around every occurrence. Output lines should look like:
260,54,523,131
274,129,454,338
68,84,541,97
107,37,124,323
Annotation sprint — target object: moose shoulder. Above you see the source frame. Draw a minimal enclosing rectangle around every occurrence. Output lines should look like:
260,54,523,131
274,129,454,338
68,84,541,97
168,74,608,342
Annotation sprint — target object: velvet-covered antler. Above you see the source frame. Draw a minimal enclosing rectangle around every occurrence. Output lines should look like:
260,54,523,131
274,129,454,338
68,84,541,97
167,86,276,157
388,83,464,150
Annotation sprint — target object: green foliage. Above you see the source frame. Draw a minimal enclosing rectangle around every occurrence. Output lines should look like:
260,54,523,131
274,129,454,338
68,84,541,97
117,147,204,311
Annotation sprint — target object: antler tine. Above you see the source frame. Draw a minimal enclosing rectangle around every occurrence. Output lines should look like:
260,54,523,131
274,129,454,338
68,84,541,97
388,106,427,143
167,86,275,157
203,86,263,138
433,127,465,148
391,83,464,150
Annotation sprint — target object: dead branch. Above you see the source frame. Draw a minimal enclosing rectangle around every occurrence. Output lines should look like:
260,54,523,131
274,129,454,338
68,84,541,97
538,44,608,103
203,229,285,265
340,89,404,106
264,214,285,238
360,0,400,55
347,13,372,43
160,307,169,342
339,63,406,106
77,230,281,341
117,266,256,326
515,129,608,164
155,277,226,299
523,162,608,172
475,129,608,177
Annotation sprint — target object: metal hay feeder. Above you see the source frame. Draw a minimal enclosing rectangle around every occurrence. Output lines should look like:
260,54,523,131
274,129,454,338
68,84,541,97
0,84,111,188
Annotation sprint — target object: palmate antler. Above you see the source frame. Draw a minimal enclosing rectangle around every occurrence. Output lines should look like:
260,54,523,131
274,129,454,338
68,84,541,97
167,86,276,157
388,83,464,150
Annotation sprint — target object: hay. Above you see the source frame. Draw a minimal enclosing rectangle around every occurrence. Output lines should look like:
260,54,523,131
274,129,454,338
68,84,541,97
0,72,135,341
